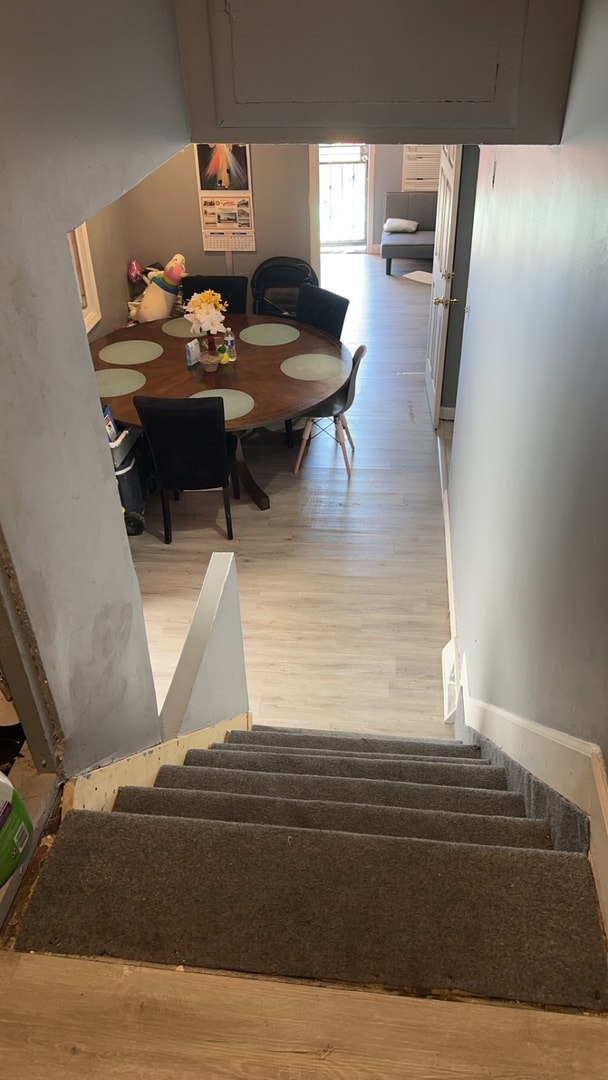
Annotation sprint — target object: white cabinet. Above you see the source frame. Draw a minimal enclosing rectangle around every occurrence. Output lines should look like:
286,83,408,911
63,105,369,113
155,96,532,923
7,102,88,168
402,147,441,192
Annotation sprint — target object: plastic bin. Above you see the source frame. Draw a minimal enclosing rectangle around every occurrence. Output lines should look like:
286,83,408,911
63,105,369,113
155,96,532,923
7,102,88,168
115,451,146,536
0,774,33,886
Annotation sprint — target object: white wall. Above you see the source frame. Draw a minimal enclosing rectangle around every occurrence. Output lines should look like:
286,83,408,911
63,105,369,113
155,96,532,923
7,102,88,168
0,1,190,775
449,0,608,759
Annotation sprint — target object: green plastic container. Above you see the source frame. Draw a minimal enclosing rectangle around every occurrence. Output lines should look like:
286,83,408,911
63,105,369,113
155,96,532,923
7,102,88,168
0,773,33,886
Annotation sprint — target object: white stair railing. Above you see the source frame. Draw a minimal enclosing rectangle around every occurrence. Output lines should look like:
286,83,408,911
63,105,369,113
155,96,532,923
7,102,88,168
161,552,249,739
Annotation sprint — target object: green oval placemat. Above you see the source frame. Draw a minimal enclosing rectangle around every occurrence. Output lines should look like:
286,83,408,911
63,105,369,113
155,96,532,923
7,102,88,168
280,353,347,381
98,340,163,365
189,388,255,421
162,317,205,338
95,369,147,397
239,324,300,346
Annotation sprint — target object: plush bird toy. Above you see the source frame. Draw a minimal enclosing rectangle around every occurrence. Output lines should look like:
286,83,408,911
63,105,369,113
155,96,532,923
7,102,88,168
129,253,187,323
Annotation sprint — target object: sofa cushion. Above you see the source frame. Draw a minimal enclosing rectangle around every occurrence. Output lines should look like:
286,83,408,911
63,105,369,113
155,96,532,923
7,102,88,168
383,217,419,233
383,191,438,232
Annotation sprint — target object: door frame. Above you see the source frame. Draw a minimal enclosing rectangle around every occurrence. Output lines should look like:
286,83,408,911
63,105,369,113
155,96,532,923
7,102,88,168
425,144,462,429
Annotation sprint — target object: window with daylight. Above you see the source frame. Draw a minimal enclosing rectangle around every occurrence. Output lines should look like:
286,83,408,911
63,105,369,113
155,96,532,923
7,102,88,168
67,223,101,332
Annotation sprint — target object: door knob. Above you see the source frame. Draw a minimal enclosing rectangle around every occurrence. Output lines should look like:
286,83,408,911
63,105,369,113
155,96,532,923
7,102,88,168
433,296,459,308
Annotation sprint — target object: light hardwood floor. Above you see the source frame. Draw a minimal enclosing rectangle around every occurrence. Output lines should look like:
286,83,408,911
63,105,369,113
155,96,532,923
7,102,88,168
132,253,452,736
4,256,607,1079
3,953,607,1079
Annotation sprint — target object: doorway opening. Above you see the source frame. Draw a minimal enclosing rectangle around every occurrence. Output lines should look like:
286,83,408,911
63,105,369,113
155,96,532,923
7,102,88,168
319,144,368,253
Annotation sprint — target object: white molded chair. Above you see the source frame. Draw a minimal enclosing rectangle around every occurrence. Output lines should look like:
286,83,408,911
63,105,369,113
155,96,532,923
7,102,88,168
293,345,366,477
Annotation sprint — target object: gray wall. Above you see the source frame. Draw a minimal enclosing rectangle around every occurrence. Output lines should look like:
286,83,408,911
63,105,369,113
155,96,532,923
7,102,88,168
0,1,190,775
371,147,403,244
6,0,606,778
88,144,314,320
88,142,397,322
449,0,608,758
87,197,132,340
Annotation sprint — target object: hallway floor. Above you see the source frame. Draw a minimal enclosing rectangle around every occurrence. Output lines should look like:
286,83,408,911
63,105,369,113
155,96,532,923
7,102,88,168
131,252,451,736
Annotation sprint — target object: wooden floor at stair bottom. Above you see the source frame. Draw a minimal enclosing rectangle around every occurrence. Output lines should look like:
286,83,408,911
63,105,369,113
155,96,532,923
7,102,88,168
2,953,607,1079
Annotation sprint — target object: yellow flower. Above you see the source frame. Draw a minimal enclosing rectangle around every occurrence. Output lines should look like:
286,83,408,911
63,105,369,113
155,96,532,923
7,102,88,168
189,289,228,313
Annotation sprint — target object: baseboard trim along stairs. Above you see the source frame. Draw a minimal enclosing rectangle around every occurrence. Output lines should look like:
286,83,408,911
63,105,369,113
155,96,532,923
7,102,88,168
13,726,608,1012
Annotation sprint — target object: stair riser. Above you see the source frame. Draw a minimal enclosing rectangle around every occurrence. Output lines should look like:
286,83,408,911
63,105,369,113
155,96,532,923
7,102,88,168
230,729,481,758
113,785,553,849
156,765,526,818
185,749,507,790
213,743,490,766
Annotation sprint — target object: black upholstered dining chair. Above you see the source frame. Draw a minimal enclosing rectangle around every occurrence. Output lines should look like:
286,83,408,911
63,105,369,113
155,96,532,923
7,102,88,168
293,345,366,477
181,275,248,314
295,284,350,340
133,396,240,542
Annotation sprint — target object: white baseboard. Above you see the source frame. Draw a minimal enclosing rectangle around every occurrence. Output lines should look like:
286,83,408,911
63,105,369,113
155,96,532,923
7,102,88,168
67,712,251,813
441,640,457,724
441,493,458,651
460,656,608,932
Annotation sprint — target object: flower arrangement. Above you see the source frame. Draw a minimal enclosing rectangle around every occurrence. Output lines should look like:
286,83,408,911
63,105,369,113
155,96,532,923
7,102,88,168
183,289,228,335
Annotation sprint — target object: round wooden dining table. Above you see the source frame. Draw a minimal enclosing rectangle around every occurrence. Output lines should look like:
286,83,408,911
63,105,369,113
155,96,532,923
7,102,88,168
91,313,352,510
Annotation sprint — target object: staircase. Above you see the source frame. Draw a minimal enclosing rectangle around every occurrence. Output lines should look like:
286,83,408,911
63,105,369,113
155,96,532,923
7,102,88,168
14,726,608,1011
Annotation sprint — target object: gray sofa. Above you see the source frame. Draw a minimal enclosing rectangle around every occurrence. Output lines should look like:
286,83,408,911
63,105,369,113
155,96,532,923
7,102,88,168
380,191,438,275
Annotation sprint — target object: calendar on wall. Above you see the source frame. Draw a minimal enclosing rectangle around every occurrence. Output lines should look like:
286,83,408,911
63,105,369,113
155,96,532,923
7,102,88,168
195,144,256,252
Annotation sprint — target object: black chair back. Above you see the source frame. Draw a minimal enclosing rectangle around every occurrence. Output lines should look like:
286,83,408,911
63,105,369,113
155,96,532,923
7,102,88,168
181,275,248,314
133,396,239,541
296,284,350,340
251,256,318,317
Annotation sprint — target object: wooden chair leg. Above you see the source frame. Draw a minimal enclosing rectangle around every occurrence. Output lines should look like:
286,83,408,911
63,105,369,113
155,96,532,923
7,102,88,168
341,413,355,450
335,417,352,478
294,417,314,474
160,490,172,544
222,486,234,540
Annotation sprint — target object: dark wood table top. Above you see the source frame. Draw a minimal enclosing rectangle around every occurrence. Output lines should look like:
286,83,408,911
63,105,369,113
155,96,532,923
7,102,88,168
91,314,352,431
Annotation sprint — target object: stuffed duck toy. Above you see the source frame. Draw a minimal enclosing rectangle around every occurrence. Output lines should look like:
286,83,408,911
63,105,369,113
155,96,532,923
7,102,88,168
130,253,187,323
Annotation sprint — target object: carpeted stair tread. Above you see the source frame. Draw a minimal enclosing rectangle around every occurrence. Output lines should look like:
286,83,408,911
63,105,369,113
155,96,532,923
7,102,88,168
230,728,481,758
156,764,526,817
15,810,608,1010
113,785,553,849
211,742,491,766
184,748,506,790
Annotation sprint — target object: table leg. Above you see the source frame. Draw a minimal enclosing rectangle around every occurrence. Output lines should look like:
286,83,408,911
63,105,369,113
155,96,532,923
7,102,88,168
235,435,270,511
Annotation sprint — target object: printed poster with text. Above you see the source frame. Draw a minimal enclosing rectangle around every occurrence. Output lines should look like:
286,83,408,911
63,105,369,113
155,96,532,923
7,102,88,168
196,144,256,252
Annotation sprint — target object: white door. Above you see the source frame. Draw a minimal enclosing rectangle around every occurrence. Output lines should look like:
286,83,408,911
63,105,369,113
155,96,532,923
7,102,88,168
425,144,462,429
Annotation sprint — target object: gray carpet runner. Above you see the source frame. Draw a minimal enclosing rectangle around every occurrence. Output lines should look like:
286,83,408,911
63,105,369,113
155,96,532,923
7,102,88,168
14,725,608,1011
155,764,526,816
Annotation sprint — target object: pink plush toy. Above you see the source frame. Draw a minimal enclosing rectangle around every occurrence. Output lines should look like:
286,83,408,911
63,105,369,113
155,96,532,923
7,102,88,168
131,253,187,322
